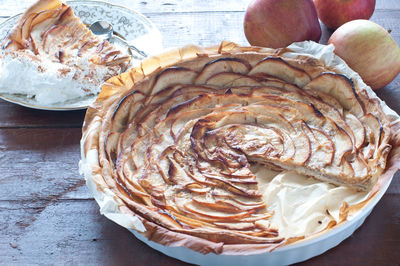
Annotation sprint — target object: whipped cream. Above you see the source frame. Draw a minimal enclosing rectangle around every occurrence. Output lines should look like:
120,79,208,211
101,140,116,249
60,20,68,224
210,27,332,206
0,51,110,105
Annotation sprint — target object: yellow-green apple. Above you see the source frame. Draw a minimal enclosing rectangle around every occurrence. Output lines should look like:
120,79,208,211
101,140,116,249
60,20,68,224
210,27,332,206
244,0,321,48
314,0,375,29
328,20,400,90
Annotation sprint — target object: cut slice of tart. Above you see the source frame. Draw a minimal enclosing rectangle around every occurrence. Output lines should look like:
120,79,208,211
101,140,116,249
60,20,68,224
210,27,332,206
0,0,130,105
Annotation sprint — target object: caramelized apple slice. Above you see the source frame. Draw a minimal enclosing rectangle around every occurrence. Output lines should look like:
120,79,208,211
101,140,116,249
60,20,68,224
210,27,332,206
344,112,365,150
303,89,344,115
150,67,198,95
206,72,261,87
301,124,334,168
248,57,311,88
304,73,365,116
359,114,382,160
111,90,146,132
192,196,265,213
195,57,251,84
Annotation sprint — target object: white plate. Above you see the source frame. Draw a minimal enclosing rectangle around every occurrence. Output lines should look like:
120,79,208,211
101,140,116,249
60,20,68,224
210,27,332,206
0,0,162,111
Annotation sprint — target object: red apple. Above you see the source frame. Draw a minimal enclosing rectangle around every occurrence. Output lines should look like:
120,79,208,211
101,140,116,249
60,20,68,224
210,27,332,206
328,20,400,90
244,0,321,49
314,0,375,29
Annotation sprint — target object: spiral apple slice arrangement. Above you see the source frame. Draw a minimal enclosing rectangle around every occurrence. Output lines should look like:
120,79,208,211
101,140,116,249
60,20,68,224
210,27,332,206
81,43,395,252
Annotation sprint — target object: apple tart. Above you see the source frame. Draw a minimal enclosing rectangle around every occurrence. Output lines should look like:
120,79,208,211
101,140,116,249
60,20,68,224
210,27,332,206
0,0,130,104
80,41,400,254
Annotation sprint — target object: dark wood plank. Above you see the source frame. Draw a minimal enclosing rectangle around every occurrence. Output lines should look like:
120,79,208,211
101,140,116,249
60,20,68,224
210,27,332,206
0,128,89,201
0,199,183,265
0,194,398,265
0,101,86,128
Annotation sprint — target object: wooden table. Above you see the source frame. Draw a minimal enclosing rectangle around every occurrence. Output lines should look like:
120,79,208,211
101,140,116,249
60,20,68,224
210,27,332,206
0,0,399,265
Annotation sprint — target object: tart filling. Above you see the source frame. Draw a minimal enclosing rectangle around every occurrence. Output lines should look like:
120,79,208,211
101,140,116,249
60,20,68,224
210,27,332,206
0,0,130,104
80,42,400,254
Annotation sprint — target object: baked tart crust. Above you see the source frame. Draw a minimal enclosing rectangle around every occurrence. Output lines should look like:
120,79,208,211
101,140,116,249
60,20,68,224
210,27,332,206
80,41,400,254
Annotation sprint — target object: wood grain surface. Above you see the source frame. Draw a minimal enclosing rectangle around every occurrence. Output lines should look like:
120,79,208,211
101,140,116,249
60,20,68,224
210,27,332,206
0,0,399,265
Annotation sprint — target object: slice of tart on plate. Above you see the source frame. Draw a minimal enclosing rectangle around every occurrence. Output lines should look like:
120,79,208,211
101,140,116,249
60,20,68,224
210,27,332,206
0,0,130,107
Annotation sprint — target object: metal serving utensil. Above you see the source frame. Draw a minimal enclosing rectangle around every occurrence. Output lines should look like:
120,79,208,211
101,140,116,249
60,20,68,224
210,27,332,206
89,20,147,58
